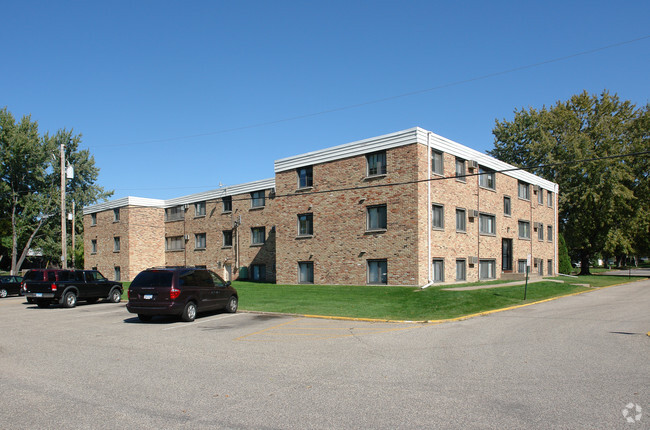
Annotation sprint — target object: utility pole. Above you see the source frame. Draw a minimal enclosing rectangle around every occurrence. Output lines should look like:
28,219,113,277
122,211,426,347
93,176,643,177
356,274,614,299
60,143,67,269
71,201,75,269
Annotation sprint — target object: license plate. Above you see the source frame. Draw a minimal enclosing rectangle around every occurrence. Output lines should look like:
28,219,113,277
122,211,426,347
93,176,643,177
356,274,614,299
144,294,153,300
35,293,43,297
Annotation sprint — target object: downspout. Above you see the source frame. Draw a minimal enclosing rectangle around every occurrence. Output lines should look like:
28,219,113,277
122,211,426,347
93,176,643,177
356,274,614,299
421,132,433,289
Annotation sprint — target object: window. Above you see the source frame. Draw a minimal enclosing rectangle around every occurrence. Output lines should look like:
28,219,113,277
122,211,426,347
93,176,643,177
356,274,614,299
251,227,266,245
195,201,206,217
547,191,554,207
367,259,387,285
538,223,544,241
456,259,466,281
367,205,387,231
91,213,97,226
251,191,265,208
114,267,121,282
113,208,120,222
455,158,466,182
297,166,313,188
478,167,495,190
479,213,496,235
113,237,121,252
91,239,97,254
547,225,553,242
432,259,444,282
518,220,531,239
547,259,553,276
195,233,206,249
432,204,444,230
479,260,496,280
518,260,528,273
222,196,232,212
250,265,266,282
538,188,544,204
504,196,511,216
431,150,444,175
298,262,314,284
165,206,185,222
298,213,313,236
518,181,530,200
165,236,185,251
455,208,466,232
223,230,233,247
366,151,386,176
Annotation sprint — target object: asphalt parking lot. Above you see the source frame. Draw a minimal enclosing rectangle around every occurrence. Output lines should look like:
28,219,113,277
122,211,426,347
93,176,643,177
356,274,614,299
1,280,648,429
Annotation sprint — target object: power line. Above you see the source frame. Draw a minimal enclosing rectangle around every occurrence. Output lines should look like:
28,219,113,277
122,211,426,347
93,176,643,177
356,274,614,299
94,35,650,148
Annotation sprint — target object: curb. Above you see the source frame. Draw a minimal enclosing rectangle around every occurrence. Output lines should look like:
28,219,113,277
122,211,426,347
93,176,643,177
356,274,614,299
241,277,647,324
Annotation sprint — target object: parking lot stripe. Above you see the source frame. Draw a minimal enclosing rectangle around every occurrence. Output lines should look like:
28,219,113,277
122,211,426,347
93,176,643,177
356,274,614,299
162,313,243,330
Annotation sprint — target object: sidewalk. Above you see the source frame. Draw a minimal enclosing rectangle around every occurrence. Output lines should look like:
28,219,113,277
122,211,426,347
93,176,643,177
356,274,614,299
441,278,576,291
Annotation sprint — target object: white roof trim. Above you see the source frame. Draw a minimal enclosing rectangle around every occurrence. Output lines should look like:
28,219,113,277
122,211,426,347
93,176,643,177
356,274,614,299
83,178,275,214
274,127,558,191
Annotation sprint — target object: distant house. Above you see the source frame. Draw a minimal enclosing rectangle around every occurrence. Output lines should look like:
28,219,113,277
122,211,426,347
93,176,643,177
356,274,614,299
84,128,558,285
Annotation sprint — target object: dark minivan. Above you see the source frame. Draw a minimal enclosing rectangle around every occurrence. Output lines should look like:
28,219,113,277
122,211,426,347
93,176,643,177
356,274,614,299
127,267,238,322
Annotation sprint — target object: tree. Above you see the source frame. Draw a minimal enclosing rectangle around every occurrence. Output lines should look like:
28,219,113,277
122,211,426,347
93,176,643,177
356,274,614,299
0,107,112,274
489,91,649,275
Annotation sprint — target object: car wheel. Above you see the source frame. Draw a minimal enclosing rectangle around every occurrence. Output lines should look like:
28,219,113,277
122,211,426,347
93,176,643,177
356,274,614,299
36,301,49,308
181,301,197,322
226,295,238,313
138,314,152,322
0,289,7,298
108,288,121,303
63,292,77,308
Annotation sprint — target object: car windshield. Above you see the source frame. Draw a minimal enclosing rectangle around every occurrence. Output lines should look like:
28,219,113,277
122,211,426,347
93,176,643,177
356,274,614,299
131,271,173,288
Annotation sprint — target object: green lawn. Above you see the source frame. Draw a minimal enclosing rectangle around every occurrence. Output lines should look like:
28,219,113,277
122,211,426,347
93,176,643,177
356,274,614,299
120,275,644,321
233,280,597,321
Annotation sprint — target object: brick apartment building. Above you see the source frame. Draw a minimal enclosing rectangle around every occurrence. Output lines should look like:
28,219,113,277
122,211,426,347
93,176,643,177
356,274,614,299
84,127,558,286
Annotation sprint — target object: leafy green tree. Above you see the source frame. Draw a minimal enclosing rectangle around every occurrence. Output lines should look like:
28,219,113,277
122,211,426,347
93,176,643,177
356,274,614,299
0,107,112,274
489,91,649,275
558,233,573,274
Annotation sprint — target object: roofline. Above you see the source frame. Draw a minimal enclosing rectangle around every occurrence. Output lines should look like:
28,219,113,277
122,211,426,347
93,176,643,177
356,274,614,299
274,126,558,192
83,178,275,215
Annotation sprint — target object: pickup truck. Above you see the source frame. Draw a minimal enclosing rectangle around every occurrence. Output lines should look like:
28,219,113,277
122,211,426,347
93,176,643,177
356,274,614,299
24,269,123,308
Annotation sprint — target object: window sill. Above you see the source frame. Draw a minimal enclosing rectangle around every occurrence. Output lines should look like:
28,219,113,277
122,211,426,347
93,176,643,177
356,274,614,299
518,197,531,202
478,186,496,192
456,230,467,234
250,243,265,247
194,248,206,252
365,229,387,234
432,227,444,231
221,245,233,249
295,186,313,193
222,210,232,214
165,249,185,253
363,174,387,181
479,232,496,237
194,215,206,219
91,252,97,255
455,178,466,183
518,237,531,241
165,219,184,223
296,235,313,239
249,206,265,211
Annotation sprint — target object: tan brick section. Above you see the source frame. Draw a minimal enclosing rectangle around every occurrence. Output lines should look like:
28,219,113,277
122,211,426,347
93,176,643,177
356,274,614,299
83,129,557,285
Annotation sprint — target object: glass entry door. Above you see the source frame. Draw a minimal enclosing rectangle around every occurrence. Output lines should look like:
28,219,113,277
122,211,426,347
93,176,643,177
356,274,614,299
502,239,513,272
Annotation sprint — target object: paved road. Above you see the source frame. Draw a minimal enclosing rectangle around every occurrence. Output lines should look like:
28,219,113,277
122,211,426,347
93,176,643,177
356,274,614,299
1,280,648,429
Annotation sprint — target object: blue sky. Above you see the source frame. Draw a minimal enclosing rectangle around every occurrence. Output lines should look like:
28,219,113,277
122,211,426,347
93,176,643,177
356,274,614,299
2,1,649,202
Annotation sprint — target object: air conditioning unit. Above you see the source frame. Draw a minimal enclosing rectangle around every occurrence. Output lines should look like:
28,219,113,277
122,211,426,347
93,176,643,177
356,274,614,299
533,185,540,194
184,234,190,241
183,204,189,210
468,210,479,219
468,160,479,170
468,256,478,265
534,222,542,230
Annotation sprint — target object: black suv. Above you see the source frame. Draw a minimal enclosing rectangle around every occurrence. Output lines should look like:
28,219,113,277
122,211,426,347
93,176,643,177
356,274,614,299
127,267,238,322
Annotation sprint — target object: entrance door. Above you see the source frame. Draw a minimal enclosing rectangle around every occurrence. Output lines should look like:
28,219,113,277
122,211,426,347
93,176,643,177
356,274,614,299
502,239,513,272
224,264,232,282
